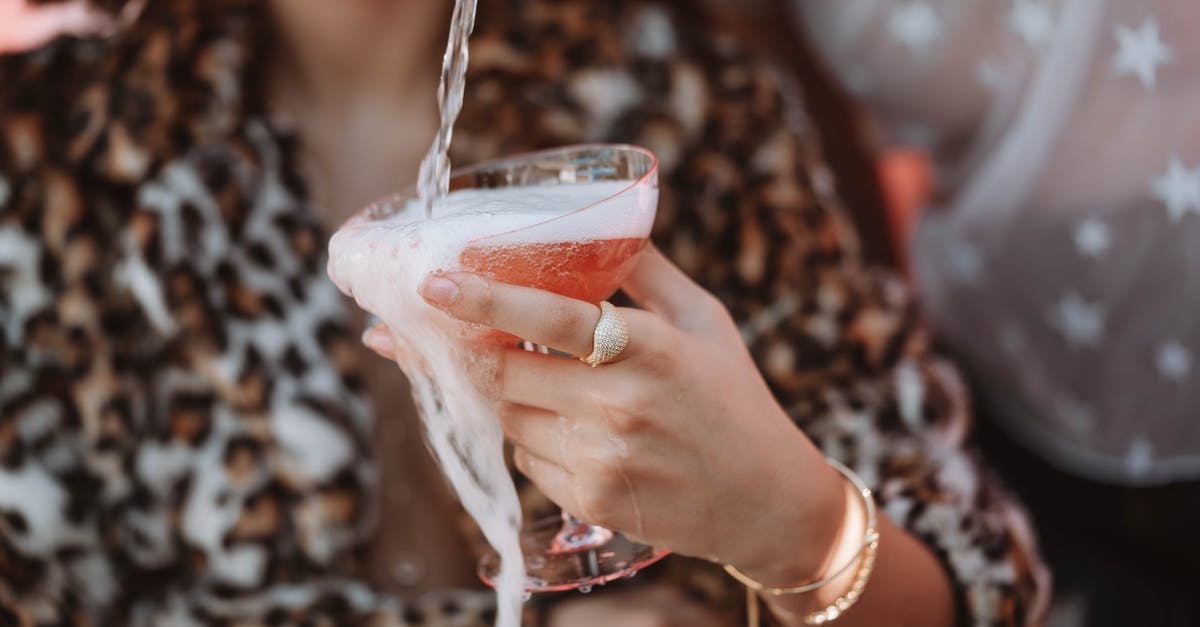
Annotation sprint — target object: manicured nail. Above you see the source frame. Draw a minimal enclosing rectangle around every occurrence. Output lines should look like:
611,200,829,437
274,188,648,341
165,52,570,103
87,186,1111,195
362,326,395,355
420,275,460,307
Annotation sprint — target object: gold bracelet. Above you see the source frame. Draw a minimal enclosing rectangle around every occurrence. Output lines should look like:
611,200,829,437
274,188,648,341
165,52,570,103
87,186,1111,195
725,458,880,625
803,532,879,624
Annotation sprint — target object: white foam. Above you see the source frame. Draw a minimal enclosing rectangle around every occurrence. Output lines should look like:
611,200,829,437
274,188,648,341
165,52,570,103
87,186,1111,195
346,181,649,257
327,180,647,627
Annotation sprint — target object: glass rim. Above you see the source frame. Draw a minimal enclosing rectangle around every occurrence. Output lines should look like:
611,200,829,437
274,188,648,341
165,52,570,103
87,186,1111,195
353,143,659,242
463,143,658,245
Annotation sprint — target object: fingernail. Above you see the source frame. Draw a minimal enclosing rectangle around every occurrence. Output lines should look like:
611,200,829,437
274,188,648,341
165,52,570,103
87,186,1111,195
362,326,395,355
420,275,460,307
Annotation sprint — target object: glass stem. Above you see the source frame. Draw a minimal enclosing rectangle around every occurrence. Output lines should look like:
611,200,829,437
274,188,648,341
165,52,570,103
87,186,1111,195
550,511,614,554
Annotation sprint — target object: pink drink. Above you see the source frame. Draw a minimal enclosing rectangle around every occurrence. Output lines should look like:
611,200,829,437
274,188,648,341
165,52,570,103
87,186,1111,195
460,237,647,303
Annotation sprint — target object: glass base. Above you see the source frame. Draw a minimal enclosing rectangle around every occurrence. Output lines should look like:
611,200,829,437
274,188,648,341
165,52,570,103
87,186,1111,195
478,515,670,593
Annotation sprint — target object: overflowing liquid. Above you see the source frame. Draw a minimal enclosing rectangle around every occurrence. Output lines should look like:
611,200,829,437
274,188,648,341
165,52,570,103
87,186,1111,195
327,182,648,627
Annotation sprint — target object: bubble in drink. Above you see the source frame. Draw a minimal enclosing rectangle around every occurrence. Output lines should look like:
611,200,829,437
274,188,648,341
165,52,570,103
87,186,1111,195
460,238,647,303
327,181,649,627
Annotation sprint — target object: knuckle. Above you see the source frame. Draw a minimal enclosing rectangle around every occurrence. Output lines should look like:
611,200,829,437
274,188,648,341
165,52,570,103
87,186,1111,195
637,325,678,371
611,405,648,436
687,291,729,329
511,449,530,474
577,472,623,526
465,276,499,325
600,383,651,419
587,441,624,469
496,403,522,437
625,378,658,413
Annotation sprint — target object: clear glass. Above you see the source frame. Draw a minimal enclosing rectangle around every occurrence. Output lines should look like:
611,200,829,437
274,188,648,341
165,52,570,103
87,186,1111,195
363,144,669,592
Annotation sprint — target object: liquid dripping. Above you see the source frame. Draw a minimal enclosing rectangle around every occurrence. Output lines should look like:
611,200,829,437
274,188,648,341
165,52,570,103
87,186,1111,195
328,182,638,627
416,0,478,217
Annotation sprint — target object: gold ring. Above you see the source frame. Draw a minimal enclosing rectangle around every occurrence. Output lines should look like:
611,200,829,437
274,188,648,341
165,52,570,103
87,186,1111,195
581,301,629,367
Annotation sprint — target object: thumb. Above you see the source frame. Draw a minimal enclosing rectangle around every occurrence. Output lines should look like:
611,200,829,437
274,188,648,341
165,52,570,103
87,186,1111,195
621,245,723,331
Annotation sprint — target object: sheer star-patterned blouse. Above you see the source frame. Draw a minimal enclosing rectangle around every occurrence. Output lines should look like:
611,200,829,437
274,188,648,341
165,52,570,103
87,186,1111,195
795,0,1200,486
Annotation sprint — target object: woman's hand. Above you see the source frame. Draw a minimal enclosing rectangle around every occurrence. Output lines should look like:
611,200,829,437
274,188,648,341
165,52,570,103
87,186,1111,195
365,246,957,627
367,246,848,584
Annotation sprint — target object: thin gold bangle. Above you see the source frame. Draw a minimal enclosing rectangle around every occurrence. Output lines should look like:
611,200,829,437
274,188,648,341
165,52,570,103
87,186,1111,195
738,536,881,627
802,533,879,624
723,458,878,596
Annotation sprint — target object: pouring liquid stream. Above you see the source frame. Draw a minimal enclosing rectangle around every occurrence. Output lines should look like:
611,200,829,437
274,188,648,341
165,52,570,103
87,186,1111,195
416,0,478,218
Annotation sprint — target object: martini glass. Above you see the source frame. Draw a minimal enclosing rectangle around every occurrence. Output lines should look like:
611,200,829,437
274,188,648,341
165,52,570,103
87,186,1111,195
361,144,668,592
459,145,667,593
460,145,666,592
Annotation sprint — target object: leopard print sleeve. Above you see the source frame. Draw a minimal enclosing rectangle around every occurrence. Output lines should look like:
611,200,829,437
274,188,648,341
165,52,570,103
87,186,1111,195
453,2,1050,624
0,19,495,627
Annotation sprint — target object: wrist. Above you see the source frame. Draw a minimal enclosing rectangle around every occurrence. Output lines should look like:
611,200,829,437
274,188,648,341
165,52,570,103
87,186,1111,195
727,451,853,587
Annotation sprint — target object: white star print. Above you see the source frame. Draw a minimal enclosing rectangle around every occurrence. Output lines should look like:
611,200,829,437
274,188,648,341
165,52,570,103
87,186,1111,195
1009,0,1055,49
888,2,942,54
1047,291,1105,348
1156,341,1192,382
1150,156,1200,222
1111,17,1173,90
1073,218,1110,259
1126,437,1154,479
946,239,982,285
629,7,677,59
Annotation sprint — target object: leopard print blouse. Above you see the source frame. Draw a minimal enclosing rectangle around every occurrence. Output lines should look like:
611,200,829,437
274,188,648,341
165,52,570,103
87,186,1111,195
0,0,1048,625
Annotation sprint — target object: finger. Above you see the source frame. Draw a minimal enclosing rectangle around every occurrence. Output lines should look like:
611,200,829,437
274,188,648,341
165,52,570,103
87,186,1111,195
361,323,395,359
499,401,622,472
361,323,418,364
512,448,585,519
498,350,598,412
420,272,598,357
497,403,564,457
620,245,720,330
